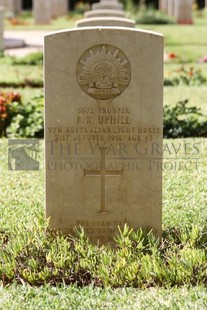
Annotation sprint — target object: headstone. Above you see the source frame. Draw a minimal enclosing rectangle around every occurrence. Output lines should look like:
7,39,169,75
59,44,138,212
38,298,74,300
33,0,51,24
45,27,163,244
51,0,59,18
77,0,135,28
0,6,4,52
92,0,123,11
167,0,175,16
84,0,124,19
159,0,168,13
58,0,68,16
11,0,21,14
174,0,193,24
76,17,135,28
2,0,22,15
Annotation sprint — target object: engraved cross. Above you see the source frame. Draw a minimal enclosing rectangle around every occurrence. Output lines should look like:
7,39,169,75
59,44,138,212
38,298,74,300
84,146,123,214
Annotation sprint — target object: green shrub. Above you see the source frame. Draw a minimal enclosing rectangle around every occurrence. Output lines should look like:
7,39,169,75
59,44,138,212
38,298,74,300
6,93,44,138
135,8,174,25
11,52,43,66
0,223,207,287
1,93,207,139
163,99,207,138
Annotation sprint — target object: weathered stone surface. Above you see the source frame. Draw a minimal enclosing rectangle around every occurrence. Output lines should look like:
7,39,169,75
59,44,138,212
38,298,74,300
174,0,193,24
33,0,51,25
76,17,135,28
44,27,163,244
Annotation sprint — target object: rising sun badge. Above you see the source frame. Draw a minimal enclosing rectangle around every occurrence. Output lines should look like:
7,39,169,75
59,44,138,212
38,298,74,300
77,45,131,100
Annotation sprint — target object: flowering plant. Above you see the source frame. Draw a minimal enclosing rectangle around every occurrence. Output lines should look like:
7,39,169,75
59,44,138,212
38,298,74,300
0,91,21,135
164,66,207,86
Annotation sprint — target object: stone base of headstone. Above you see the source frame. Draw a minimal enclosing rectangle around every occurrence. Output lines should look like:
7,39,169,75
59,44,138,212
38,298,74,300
84,9,125,18
76,17,136,28
4,38,25,49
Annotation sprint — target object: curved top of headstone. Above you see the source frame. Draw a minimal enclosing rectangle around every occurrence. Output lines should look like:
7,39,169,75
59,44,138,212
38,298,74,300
76,17,136,28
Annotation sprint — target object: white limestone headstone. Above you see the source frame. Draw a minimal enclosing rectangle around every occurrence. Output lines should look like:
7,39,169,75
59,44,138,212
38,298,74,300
174,0,193,24
33,0,51,24
159,0,168,13
44,27,163,244
51,0,59,18
167,0,175,16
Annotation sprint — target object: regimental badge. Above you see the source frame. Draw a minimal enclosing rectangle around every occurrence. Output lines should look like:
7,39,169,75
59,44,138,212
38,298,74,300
77,45,131,100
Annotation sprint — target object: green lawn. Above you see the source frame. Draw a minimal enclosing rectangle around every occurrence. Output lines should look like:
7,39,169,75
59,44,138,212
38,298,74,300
0,284,206,310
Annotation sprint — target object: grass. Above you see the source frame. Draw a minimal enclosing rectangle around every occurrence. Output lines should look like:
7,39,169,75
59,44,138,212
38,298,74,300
0,284,207,310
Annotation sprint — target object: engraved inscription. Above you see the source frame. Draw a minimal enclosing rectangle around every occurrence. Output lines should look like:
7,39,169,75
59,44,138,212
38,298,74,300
77,45,131,100
84,146,123,213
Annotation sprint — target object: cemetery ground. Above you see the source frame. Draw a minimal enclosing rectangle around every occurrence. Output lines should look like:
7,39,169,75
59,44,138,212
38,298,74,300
0,15,207,310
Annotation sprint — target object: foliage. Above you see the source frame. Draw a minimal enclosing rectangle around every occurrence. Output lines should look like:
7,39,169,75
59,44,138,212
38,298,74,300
164,66,207,86
0,221,206,288
6,93,44,138
164,99,207,138
11,52,43,66
135,7,174,25
0,57,43,87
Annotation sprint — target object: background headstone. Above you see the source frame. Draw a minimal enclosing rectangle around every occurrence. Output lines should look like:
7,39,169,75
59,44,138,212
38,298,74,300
174,0,193,24
10,0,21,14
45,27,163,244
84,0,124,18
51,0,59,18
58,0,68,16
91,0,123,11
167,0,175,16
159,0,168,13
77,0,135,27
33,0,51,24
0,6,4,52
